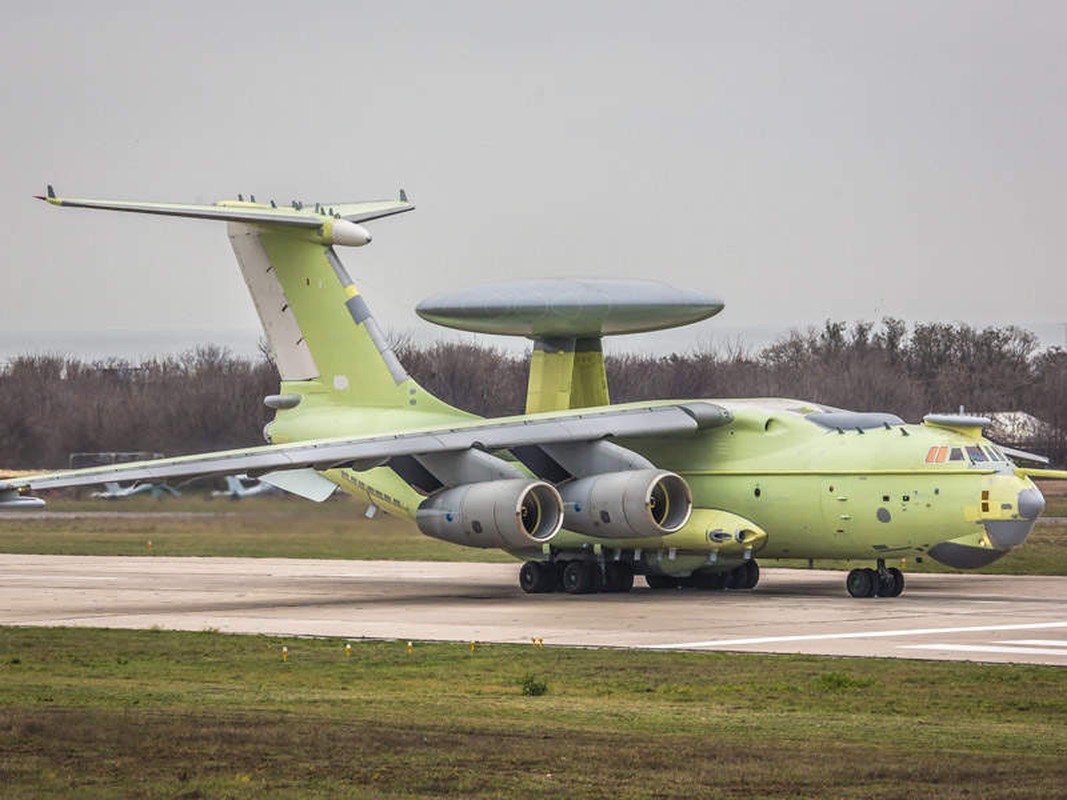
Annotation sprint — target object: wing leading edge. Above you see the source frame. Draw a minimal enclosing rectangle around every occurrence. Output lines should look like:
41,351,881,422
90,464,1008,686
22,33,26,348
0,402,730,501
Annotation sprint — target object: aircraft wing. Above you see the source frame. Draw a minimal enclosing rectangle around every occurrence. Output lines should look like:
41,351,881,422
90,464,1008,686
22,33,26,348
0,402,729,500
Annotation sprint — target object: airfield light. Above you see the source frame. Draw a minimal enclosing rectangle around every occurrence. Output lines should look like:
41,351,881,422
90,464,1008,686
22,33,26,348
282,646,288,663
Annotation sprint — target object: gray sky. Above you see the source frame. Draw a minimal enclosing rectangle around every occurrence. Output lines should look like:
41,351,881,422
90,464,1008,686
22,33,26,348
2,1,1065,355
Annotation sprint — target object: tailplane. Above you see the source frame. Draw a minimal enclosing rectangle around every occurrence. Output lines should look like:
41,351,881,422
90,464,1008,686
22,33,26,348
38,188,459,416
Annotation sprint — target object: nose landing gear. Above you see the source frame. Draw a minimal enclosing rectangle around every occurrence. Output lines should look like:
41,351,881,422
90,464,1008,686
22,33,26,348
846,559,904,598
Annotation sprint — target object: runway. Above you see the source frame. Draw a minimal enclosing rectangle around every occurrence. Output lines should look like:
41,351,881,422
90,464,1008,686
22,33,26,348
2,553,1066,665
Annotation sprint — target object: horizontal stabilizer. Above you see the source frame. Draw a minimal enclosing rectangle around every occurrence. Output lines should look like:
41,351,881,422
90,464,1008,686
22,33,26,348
36,191,413,229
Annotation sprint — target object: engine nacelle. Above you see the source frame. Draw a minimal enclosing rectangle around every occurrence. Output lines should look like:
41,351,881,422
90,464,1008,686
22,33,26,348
416,479,563,550
559,469,692,539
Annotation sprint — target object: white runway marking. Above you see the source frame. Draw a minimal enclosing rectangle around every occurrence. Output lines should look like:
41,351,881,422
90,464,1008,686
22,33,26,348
641,620,1067,649
1002,639,1067,648
901,644,1067,657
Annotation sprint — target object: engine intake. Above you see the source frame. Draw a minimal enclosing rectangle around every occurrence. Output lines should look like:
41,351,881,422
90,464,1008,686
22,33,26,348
416,479,563,550
559,469,692,539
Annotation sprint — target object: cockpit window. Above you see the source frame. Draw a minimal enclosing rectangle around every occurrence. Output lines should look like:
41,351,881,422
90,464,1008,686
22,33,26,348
966,446,988,463
949,447,964,461
925,446,949,463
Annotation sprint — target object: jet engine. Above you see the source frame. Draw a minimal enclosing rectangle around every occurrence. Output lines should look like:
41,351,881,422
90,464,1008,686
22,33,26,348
559,469,692,539
416,478,563,550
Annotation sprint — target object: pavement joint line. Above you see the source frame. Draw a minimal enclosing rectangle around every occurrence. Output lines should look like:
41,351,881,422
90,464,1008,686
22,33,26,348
640,620,1067,649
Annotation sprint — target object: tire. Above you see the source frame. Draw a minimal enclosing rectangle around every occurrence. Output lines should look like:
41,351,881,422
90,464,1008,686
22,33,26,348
604,562,634,593
690,569,728,590
645,574,678,590
876,571,896,598
519,561,542,593
862,568,880,597
741,560,760,590
847,567,875,598
562,560,595,594
519,561,556,593
888,567,905,597
727,561,759,590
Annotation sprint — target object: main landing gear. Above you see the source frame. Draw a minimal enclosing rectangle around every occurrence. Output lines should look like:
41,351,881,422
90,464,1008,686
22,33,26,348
519,559,757,595
846,559,904,598
647,561,759,591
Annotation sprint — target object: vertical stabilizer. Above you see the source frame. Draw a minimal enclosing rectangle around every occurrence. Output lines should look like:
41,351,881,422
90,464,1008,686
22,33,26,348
228,223,412,407
37,190,460,413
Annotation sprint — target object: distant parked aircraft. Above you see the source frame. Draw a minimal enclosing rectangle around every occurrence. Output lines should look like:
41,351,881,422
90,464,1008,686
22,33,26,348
210,475,279,500
91,482,181,500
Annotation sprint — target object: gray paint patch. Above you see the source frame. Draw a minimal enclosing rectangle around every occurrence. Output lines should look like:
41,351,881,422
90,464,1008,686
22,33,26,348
928,542,1006,569
984,519,1036,550
1017,488,1046,519
345,295,373,324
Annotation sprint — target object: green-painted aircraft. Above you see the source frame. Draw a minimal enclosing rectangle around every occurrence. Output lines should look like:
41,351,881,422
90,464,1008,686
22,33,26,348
2,187,1063,599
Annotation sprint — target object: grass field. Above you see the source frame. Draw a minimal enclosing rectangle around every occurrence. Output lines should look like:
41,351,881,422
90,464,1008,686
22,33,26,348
0,495,513,563
1,626,1066,798
1,486,1065,575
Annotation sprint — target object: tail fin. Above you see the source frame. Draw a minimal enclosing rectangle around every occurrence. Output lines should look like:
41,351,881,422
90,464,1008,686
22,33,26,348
39,189,456,413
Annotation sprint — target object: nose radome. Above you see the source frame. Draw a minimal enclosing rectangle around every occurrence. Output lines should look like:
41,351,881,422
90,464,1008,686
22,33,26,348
1017,487,1045,520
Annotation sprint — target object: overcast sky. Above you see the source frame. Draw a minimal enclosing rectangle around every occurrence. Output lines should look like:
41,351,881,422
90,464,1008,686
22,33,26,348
2,1,1065,356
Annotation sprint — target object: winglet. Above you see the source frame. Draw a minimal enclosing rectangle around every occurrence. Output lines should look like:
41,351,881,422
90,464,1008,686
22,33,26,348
400,188,409,203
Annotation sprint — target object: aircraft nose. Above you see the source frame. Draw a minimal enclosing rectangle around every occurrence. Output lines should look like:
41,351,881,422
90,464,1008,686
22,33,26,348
1017,487,1045,519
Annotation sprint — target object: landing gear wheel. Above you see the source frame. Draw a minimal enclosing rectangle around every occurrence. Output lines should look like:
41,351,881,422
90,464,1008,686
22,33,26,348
863,568,880,597
879,567,905,598
847,567,878,598
645,574,679,590
603,563,634,593
562,560,597,594
690,569,728,590
519,561,556,594
727,560,760,590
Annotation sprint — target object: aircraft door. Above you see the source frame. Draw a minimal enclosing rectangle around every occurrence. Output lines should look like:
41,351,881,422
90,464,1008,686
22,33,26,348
821,478,853,537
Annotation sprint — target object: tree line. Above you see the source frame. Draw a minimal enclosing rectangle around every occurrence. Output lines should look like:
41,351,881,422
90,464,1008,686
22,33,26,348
0,319,1064,469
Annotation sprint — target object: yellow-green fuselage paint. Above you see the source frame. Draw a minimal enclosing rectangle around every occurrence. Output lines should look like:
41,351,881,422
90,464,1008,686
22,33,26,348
525,338,610,413
269,395,1038,569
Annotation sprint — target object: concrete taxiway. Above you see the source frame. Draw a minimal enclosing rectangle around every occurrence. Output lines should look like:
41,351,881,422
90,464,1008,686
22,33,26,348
1,554,1066,665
